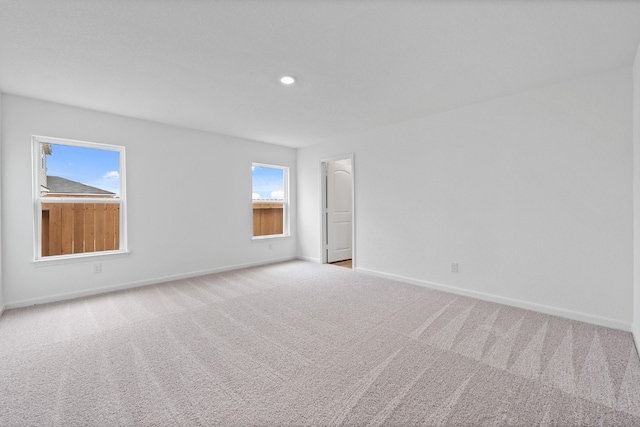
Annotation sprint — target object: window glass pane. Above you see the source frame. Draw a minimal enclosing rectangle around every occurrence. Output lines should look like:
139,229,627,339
43,143,120,196
41,202,120,256
252,165,287,237
38,141,122,257
252,166,284,201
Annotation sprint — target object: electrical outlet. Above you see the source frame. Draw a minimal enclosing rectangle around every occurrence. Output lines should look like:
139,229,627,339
93,263,102,274
451,262,459,273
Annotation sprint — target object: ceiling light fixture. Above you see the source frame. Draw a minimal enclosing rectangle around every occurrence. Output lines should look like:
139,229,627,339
280,75,296,85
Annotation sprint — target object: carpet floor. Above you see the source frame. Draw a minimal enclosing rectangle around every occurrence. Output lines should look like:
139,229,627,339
1,260,640,426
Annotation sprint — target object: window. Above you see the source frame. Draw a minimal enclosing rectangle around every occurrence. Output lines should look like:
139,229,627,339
32,136,127,260
252,163,289,238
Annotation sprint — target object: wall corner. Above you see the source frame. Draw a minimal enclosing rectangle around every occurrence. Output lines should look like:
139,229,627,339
632,41,640,342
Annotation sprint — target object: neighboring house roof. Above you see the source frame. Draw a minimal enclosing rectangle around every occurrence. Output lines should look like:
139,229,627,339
45,176,115,196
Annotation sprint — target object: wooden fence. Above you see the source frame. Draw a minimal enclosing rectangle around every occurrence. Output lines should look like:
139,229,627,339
42,202,277,255
253,203,283,236
41,202,120,256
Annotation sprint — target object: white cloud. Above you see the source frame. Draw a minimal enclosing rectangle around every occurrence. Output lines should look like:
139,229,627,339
103,170,119,180
252,193,261,200
270,190,284,200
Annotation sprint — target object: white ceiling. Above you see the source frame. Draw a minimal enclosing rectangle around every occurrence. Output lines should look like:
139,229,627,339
2,1,640,148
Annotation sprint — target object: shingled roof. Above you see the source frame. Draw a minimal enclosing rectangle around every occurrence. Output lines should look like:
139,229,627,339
45,176,115,196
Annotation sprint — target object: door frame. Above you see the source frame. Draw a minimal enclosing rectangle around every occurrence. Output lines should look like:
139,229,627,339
320,153,355,268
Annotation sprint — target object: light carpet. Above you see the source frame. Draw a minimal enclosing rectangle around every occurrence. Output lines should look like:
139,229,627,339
1,260,640,426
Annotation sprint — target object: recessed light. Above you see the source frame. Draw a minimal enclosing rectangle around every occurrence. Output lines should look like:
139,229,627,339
280,75,296,85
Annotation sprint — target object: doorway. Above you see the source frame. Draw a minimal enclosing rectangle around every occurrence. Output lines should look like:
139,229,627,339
321,155,354,268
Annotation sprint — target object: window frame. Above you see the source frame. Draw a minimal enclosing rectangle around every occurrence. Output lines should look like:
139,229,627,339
251,162,290,239
31,135,128,262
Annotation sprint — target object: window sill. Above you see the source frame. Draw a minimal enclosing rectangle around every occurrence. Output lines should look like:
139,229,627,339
31,250,131,267
252,234,291,241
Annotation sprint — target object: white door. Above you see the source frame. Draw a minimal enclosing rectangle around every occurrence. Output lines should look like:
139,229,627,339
327,159,352,263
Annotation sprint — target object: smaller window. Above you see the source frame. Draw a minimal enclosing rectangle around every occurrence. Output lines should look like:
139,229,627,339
252,163,289,238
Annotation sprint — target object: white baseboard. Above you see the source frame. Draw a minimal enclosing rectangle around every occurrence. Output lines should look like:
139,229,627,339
356,267,631,331
6,258,631,333
5,256,297,310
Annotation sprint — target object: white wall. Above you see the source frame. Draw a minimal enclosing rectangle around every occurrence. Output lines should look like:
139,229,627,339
633,43,640,343
1,95,296,307
298,67,633,329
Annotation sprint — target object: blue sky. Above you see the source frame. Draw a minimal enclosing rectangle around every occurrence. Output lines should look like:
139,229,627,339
46,144,120,195
252,166,284,200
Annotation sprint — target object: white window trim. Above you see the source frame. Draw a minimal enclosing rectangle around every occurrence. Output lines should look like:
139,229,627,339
32,135,128,262
251,162,290,240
